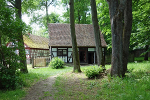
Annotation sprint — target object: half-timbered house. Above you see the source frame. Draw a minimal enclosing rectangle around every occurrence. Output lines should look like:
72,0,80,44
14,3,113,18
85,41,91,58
7,33,49,64
48,23,107,64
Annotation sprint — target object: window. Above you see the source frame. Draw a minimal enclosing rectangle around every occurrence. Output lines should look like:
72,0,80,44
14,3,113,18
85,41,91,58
52,48,57,51
57,49,67,56
58,50,62,55
63,50,67,55
25,49,29,54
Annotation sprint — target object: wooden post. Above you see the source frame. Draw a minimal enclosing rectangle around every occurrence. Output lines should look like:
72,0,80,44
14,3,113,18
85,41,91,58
32,56,34,68
49,46,51,61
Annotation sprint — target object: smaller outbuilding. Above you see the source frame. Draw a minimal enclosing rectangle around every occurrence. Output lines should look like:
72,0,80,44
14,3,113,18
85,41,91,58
7,33,49,64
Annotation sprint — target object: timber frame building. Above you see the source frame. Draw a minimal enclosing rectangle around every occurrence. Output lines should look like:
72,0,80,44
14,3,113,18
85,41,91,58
7,33,49,64
48,23,107,64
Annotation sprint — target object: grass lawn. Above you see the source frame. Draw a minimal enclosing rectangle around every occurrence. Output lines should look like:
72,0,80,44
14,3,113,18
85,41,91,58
53,62,150,100
0,65,73,100
134,57,150,62
0,62,150,100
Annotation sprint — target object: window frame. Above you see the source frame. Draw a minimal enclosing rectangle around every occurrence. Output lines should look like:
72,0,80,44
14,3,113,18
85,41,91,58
57,49,67,56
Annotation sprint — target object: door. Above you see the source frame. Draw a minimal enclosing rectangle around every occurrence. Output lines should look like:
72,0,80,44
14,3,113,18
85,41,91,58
79,48,87,63
88,52,94,64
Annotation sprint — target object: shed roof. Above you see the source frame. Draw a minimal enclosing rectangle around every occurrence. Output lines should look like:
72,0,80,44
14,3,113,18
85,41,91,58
48,23,107,47
23,34,49,49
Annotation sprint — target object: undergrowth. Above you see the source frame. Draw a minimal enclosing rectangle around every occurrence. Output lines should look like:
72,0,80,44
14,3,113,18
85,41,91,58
84,65,103,78
0,65,72,100
54,62,150,100
1,62,150,100
49,57,64,69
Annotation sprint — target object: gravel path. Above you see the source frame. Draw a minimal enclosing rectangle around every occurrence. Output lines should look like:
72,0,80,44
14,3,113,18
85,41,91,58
22,75,58,100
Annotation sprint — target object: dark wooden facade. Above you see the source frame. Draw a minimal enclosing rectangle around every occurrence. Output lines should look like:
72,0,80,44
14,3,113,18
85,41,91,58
50,46,106,64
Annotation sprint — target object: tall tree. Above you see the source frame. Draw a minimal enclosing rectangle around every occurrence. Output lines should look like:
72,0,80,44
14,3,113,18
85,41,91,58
90,0,103,66
0,0,27,89
122,0,132,75
106,0,132,77
96,0,112,55
30,12,61,28
15,0,28,73
30,12,61,37
37,0,56,26
22,0,57,35
69,0,81,72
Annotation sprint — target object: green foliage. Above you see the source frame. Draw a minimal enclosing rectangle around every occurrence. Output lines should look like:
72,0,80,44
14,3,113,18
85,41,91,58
134,57,150,62
96,0,112,50
22,0,57,14
49,57,65,69
61,0,91,24
0,65,73,100
0,46,24,90
30,12,61,37
54,62,150,100
96,0,150,54
30,12,60,27
128,0,150,51
0,0,29,90
85,66,103,78
0,64,23,90
22,0,59,37
99,63,150,100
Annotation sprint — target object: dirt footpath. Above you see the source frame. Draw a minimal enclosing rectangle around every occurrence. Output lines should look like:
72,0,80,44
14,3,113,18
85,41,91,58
22,75,58,100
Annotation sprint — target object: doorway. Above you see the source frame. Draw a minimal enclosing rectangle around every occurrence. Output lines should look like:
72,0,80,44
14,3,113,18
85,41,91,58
88,52,94,64
79,48,87,63
80,51,86,63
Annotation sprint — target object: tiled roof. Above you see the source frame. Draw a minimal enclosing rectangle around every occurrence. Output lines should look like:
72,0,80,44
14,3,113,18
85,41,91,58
23,34,49,49
48,23,107,47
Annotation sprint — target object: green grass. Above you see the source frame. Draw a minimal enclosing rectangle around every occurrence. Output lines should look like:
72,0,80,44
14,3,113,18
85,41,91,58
134,57,150,62
1,62,150,100
0,65,72,100
54,62,150,100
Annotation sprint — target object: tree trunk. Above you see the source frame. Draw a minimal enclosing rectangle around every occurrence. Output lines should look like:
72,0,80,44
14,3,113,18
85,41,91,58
0,33,6,66
78,10,81,24
107,0,128,77
15,0,28,73
46,1,49,26
69,0,81,73
123,0,132,76
0,33,2,64
144,45,149,61
90,0,103,66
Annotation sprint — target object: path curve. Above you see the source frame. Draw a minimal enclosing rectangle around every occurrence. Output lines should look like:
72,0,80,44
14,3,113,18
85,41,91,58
22,75,58,100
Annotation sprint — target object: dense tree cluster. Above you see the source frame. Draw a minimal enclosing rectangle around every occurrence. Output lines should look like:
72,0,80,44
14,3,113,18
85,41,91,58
0,0,149,89
0,0,29,89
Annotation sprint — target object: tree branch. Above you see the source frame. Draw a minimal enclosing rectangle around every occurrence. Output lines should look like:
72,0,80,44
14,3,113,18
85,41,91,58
140,1,150,6
8,0,15,7
6,5,15,8
48,0,53,7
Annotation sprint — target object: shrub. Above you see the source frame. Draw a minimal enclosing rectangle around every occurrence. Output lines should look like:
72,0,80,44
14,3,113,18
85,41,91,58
85,66,103,78
0,64,23,90
0,47,24,90
49,57,64,69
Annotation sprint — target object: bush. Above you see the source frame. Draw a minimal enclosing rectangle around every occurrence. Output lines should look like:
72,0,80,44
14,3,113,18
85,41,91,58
85,66,103,78
49,57,64,69
0,64,23,90
0,47,24,90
